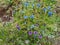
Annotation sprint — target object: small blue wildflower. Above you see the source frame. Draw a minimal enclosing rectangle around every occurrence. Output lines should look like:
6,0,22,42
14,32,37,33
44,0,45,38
37,3,40,8
16,24,20,30
47,6,51,10
28,31,32,35
43,8,47,12
24,2,29,7
30,25,35,29
30,14,34,19
48,11,53,16
24,16,28,19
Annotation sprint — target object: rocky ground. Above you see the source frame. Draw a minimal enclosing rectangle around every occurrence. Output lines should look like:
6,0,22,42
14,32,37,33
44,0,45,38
52,0,60,45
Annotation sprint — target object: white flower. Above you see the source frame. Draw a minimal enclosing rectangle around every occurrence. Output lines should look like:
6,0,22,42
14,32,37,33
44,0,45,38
25,40,30,44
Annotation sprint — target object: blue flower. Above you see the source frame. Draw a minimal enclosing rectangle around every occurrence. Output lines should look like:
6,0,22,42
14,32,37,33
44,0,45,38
24,2,29,7
48,11,53,16
24,16,28,19
43,8,47,12
47,6,51,10
37,3,40,8
30,14,34,19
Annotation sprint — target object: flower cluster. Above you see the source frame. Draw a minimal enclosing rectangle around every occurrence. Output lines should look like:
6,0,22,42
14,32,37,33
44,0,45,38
0,0,57,45
28,31,42,39
23,14,34,19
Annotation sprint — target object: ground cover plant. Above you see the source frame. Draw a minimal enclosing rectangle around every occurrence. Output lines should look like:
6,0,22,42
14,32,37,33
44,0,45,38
0,0,59,45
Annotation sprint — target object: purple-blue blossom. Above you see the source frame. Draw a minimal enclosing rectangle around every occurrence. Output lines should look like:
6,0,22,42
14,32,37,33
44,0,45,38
28,31,32,35
16,24,20,30
38,35,42,39
34,31,38,34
